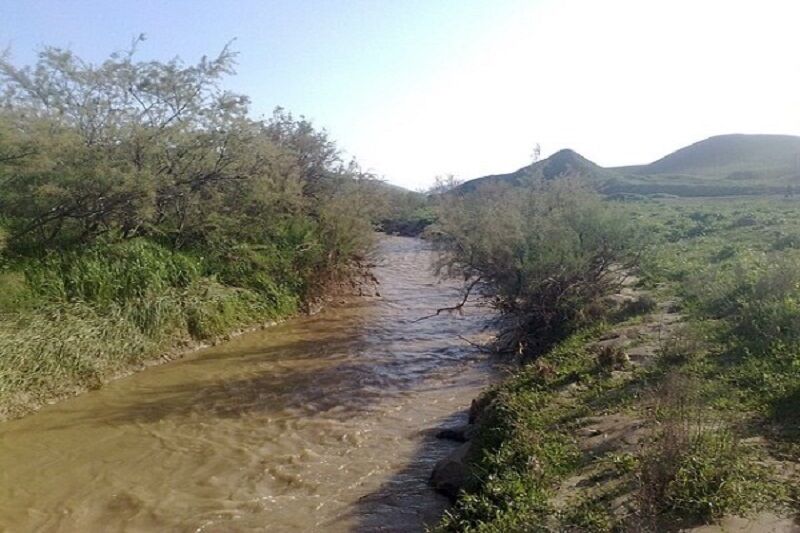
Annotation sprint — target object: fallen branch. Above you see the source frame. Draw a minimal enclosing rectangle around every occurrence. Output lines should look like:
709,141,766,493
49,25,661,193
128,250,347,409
457,334,494,353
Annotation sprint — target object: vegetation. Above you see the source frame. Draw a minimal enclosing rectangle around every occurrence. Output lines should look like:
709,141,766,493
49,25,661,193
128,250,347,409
435,189,800,531
432,179,640,355
2,38,800,533
435,330,599,532
0,42,387,418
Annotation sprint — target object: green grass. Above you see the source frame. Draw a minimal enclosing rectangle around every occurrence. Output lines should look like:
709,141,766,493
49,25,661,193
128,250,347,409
0,237,308,419
632,197,800,449
437,195,800,531
435,329,605,532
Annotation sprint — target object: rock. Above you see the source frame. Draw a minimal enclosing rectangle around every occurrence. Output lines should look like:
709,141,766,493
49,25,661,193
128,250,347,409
468,399,480,424
430,442,472,500
435,424,475,443
576,427,602,438
468,395,491,424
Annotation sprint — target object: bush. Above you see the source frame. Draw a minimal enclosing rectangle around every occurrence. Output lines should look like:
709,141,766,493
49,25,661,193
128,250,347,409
772,233,800,251
689,253,800,352
639,425,767,526
0,42,380,420
666,430,759,521
432,179,640,356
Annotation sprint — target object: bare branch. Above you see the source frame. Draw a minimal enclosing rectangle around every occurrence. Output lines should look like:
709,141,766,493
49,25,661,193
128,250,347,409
412,276,482,323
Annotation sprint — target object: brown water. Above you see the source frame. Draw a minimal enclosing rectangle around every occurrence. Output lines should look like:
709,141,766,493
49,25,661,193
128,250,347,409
0,236,495,532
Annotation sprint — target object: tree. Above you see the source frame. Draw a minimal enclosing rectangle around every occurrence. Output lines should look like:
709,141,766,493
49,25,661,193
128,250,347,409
432,178,640,356
427,174,462,195
531,143,541,163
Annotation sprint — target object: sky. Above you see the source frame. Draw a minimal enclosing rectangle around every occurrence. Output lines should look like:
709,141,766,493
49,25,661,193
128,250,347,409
2,0,799,189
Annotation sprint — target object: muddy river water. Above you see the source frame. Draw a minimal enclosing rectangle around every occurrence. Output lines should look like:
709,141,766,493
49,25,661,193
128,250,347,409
0,236,496,532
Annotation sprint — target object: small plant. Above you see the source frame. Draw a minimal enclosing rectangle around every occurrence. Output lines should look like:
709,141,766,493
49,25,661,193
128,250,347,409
561,498,614,532
664,429,760,522
636,374,771,528
772,233,800,251
607,452,639,475
712,244,737,262
618,294,658,318
659,325,705,365
730,214,759,228
596,344,629,371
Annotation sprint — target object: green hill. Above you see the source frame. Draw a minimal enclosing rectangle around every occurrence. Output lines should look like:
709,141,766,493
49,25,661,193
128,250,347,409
620,134,800,180
457,134,800,197
455,149,616,194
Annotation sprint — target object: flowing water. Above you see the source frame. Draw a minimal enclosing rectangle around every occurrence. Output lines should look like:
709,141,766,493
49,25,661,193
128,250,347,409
0,236,496,532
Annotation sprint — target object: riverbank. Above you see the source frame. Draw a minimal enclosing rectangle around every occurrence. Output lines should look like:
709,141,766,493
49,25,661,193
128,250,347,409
433,288,798,531
0,235,496,532
0,253,378,422
430,197,800,531
0,48,388,424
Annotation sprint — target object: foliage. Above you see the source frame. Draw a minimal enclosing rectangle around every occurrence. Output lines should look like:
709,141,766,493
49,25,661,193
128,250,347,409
635,373,774,528
0,43,380,417
432,179,640,356
435,330,601,532
437,196,800,531
25,238,200,305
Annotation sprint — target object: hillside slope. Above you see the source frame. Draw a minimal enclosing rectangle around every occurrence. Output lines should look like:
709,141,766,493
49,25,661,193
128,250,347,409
622,134,800,179
455,149,617,194
456,134,800,197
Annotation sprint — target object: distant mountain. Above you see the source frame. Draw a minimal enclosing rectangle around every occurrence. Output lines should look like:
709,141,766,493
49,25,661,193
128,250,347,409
456,134,800,197
617,134,800,180
455,149,615,194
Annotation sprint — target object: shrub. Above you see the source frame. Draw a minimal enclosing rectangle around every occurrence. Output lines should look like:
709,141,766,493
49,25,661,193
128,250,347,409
772,233,800,251
712,244,737,262
596,344,629,371
665,430,760,521
432,179,640,357
730,214,759,228
0,42,380,419
689,253,800,352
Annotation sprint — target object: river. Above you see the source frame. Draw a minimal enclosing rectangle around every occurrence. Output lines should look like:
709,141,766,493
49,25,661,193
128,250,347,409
0,236,496,532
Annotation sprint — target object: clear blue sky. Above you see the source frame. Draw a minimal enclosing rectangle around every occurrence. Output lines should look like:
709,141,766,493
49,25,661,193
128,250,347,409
3,0,800,189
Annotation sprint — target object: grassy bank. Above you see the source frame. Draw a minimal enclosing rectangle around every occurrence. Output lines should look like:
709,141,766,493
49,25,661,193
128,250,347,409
0,44,389,420
0,236,308,419
433,194,800,531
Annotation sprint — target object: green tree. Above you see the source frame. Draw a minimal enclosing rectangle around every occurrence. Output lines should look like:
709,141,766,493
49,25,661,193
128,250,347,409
432,179,640,355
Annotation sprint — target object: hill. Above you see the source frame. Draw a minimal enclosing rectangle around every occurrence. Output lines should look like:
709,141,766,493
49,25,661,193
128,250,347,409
622,134,800,180
454,149,616,194
456,134,800,197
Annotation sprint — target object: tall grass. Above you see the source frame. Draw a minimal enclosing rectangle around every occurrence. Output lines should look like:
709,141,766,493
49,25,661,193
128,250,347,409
25,238,200,306
0,303,155,418
636,374,773,529
0,238,300,418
